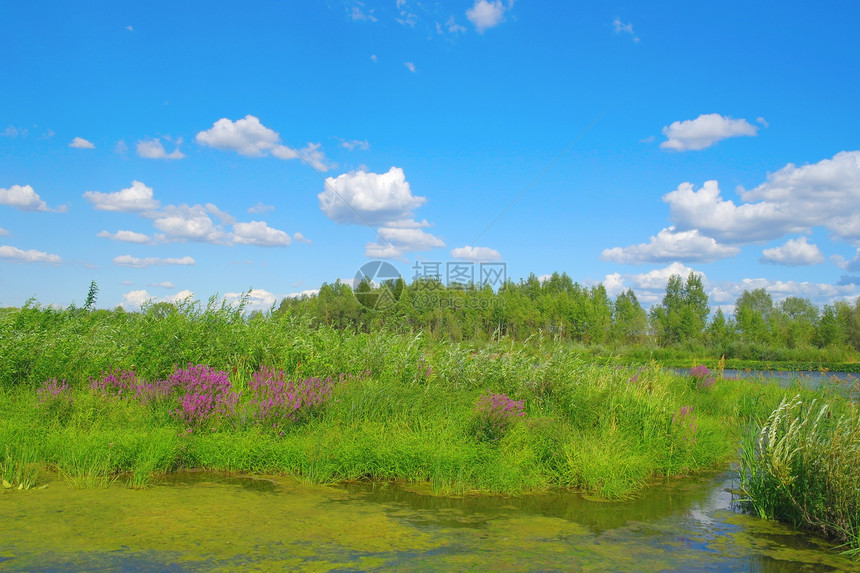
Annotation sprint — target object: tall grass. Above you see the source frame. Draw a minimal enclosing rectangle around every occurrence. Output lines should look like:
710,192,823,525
738,395,860,556
0,301,846,505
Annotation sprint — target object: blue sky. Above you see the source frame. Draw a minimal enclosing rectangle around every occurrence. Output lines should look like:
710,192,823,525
2,1,859,312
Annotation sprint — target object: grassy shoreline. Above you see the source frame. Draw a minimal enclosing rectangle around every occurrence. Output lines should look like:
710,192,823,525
2,302,858,556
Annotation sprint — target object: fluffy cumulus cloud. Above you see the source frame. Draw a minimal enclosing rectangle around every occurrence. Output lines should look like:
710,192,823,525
0,184,64,212
232,221,292,247
319,167,427,226
365,227,445,259
224,288,280,311
660,113,758,151
320,167,444,258
69,137,95,149
96,230,154,244
137,138,185,160
466,0,511,32
664,151,860,244
711,278,856,307
451,245,502,262
196,115,329,170
151,204,229,243
112,255,195,268
121,289,194,310
83,180,160,212
602,227,740,264
599,263,704,307
760,237,825,266
0,245,62,264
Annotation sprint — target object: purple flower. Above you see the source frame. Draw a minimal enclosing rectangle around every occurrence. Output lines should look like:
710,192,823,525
170,364,239,426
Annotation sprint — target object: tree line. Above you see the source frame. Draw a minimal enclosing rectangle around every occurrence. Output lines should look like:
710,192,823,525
276,271,860,359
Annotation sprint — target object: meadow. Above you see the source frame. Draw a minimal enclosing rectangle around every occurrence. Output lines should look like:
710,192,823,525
1,298,858,556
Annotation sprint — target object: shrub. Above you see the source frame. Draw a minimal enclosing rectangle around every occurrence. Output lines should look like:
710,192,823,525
170,364,239,427
472,391,526,442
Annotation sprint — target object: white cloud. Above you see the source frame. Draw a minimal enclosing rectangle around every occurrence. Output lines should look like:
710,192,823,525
232,221,292,247
196,115,328,170
2,126,24,137
286,288,320,299
137,138,185,160
248,202,275,214
365,227,445,259
83,180,160,212
224,288,280,311
760,237,825,266
613,18,639,41
627,262,702,291
831,249,860,272
664,151,860,244
0,185,66,212
115,140,128,156
296,142,330,172
405,62,416,73
69,137,95,149
0,227,8,236
720,278,855,306
293,232,311,244
601,227,740,264
319,167,427,226
96,230,154,244
466,0,510,33
349,5,377,22
112,255,196,268
445,16,466,34
196,115,284,157
739,150,860,242
340,139,370,151
151,204,228,243
0,245,62,264
603,272,626,297
660,113,758,151
121,289,194,310
613,19,633,34
451,245,502,262
148,281,175,289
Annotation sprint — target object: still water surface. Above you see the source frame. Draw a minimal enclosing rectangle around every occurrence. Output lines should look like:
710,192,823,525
2,469,858,572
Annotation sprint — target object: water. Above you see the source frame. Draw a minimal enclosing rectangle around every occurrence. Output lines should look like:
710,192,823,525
2,470,858,572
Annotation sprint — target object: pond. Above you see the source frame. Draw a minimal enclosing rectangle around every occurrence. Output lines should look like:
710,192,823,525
2,469,858,572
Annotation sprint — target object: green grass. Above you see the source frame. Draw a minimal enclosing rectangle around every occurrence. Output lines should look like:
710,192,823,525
738,394,860,556
2,301,858,558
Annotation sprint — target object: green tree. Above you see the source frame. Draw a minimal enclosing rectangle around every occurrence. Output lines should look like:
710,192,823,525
734,288,773,345
650,272,709,345
612,288,648,344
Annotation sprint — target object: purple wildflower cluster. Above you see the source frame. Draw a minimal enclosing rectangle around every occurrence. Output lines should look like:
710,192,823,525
170,364,239,426
248,367,337,428
672,405,698,442
36,378,72,405
89,369,176,404
690,365,716,389
473,391,526,441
